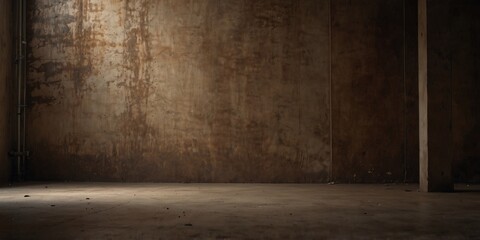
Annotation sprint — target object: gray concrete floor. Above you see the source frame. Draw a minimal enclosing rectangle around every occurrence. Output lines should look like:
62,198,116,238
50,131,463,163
0,183,479,239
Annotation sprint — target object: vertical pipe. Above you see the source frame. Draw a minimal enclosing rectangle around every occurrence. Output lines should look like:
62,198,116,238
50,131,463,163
16,0,23,180
14,0,27,181
21,0,27,177
13,0,18,178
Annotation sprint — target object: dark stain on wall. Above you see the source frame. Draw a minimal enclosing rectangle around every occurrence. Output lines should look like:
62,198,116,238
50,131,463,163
426,0,454,187
0,0,13,184
451,0,480,183
404,0,419,183
117,0,157,180
331,0,406,183
25,0,480,183
27,0,331,182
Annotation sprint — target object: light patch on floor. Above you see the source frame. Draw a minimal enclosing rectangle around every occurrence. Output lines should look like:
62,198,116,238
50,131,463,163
0,183,479,239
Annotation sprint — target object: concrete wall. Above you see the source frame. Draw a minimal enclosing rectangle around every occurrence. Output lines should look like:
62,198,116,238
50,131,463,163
28,0,331,182
451,1,480,183
25,0,478,182
331,0,418,183
422,0,480,184
0,0,13,184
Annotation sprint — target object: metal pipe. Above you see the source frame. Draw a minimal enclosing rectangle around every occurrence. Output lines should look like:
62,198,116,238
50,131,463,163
13,0,27,181
16,0,23,180
22,0,27,177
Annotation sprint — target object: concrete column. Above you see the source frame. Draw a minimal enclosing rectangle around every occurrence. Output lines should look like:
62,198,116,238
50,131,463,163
418,0,453,192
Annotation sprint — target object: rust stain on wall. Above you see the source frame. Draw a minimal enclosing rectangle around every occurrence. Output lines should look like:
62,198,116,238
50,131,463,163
117,0,157,180
27,0,331,182
24,0,480,183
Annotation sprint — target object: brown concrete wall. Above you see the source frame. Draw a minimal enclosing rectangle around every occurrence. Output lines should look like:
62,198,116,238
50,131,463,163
419,0,480,184
0,0,13,184
424,0,454,190
404,0,419,183
451,1,480,183
27,0,331,182
420,0,480,184
26,0,478,183
331,0,407,183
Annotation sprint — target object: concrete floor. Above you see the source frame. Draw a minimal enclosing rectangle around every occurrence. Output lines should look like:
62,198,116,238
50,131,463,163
0,183,479,239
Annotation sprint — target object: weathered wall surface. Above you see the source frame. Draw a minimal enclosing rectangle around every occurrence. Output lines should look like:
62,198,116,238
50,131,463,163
27,0,478,183
27,0,331,182
425,0,454,189
451,1,480,183
331,0,408,183
0,0,13,184
422,0,480,184
404,0,419,183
